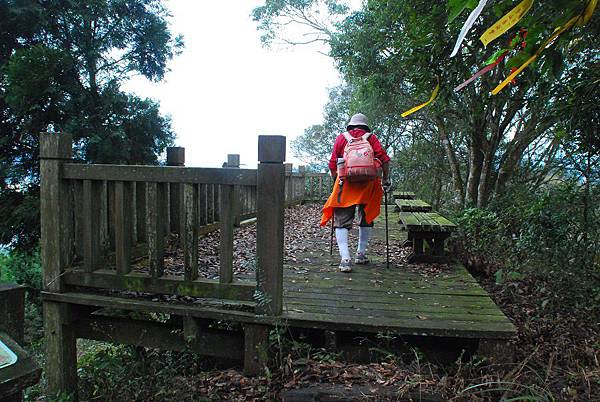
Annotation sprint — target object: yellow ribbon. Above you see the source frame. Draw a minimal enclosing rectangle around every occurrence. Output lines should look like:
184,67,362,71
480,0,534,47
401,81,440,117
491,16,578,95
577,0,597,26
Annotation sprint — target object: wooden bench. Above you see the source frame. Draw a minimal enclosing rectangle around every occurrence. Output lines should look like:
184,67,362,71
398,212,457,263
395,198,433,212
393,191,416,200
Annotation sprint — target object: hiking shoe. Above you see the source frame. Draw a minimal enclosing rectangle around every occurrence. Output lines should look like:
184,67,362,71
339,258,352,273
355,252,369,265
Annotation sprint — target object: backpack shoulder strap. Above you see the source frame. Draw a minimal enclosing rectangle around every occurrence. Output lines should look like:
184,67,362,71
342,132,354,143
362,132,372,141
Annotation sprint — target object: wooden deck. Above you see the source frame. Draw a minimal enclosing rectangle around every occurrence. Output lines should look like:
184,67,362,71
277,216,516,340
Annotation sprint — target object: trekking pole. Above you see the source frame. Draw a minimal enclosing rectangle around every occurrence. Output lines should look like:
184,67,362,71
329,218,334,256
384,188,390,269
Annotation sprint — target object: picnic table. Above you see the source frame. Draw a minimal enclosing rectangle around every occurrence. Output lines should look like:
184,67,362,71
398,211,457,263
394,198,433,212
392,191,416,200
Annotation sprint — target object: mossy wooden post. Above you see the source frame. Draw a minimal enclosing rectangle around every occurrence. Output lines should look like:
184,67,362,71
243,324,270,376
183,183,199,281
40,133,78,401
256,135,285,316
227,154,241,227
167,147,185,237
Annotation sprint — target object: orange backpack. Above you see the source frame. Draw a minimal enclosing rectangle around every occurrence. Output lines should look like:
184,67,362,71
338,132,378,182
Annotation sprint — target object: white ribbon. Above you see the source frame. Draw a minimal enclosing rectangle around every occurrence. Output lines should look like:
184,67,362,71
450,0,489,58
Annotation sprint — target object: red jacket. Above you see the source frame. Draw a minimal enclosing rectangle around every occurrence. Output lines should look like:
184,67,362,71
328,128,390,175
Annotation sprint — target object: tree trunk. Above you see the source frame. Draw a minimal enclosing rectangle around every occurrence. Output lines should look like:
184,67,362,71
466,135,483,207
477,149,494,207
435,116,464,205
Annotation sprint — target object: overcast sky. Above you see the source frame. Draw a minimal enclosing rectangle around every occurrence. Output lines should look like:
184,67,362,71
123,1,351,168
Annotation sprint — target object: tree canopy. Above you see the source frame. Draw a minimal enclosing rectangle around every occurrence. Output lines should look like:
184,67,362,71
1,0,183,250
254,0,599,208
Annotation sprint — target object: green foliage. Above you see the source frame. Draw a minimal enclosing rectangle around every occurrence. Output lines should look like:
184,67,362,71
453,208,510,271
0,248,41,290
454,181,600,313
0,0,181,251
77,343,207,401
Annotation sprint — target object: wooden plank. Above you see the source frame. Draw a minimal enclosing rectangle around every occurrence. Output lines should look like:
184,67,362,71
283,292,503,313
284,281,487,296
75,316,243,360
62,164,258,186
99,180,109,252
43,291,261,324
220,184,235,284
82,180,102,272
198,183,208,226
72,180,84,261
393,191,416,200
147,182,165,277
183,183,199,281
213,184,220,222
43,291,515,339
206,184,215,224
114,181,133,275
395,199,432,212
62,270,256,301
135,182,147,243
169,181,183,235
281,310,515,339
256,136,286,316
283,301,510,323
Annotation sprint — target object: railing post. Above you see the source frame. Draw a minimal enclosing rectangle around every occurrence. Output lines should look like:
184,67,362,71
256,136,285,316
167,147,185,236
298,166,306,202
284,163,293,206
40,132,78,400
227,154,241,227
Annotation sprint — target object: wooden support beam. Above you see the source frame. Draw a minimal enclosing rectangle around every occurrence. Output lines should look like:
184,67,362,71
75,316,244,361
82,180,102,272
147,182,166,277
183,183,199,281
43,301,77,401
219,184,235,284
63,270,255,301
114,181,133,275
243,324,270,376
198,183,207,226
62,164,258,186
227,154,241,227
135,182,147,243
72,180,84,262
256,135,285,316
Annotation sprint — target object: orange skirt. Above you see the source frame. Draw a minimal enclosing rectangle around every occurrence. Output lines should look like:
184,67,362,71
320,177,383,226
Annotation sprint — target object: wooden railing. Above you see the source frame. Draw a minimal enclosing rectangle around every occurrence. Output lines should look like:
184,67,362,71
303,172,333,202
40,133,286,315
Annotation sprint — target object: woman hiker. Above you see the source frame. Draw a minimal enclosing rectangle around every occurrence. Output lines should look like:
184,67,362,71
320,113,391,273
